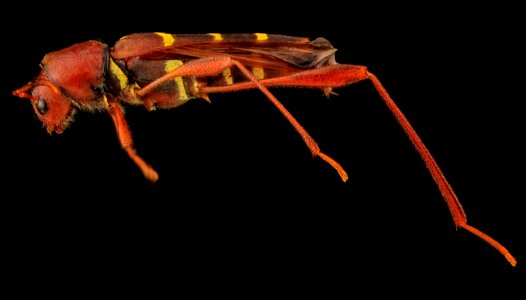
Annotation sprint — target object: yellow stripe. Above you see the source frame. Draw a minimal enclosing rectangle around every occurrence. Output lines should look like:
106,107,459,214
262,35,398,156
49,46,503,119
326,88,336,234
252,67,265,80
222,68,233,85
192,79,200,94
255,33,268,41
165,60,188,100
109,59,128,90
208,33,223,41
155,32,175,46
102,94,109,108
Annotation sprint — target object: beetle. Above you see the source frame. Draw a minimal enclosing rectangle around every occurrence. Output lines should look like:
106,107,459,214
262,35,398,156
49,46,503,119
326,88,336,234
12,32,516,266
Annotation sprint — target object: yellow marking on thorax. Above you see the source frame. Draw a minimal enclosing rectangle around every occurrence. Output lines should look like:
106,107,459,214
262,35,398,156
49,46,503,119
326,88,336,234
109,59,128,90
129,83,140,96
155,32,175,46
208,33,223,41
255,33,268,41
165,60,188,100
251,67,265,80
102,94,109,108
222,68,233,85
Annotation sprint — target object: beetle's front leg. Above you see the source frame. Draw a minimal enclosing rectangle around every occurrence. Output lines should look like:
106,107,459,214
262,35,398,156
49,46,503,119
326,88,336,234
107,99,159,182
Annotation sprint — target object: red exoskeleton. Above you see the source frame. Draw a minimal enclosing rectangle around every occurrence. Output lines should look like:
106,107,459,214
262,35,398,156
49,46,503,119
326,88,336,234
12,32,516,266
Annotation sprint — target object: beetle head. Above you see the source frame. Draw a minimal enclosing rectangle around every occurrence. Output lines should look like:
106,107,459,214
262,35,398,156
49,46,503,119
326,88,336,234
13,73,76,134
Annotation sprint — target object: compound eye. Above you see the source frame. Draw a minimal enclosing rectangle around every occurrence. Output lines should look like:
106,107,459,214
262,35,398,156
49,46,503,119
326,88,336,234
37,97,48,115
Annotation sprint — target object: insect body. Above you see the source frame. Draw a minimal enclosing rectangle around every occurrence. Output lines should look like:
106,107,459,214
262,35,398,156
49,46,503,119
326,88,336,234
13,33,516,266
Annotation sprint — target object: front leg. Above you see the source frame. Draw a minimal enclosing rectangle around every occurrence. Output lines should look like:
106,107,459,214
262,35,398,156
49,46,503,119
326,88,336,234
108,99,159,182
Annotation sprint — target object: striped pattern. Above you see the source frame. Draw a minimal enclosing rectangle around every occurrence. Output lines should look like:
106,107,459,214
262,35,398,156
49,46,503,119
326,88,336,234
251,67,265,80
113,33,310,60
164,60,188,101
155,32,175,46
255,33,268,41
208,33,223,41
109,58,128,90
153,33,299,44
222,68,233,85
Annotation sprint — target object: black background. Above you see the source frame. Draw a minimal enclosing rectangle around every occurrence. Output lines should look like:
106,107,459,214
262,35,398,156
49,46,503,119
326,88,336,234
2,1,524,292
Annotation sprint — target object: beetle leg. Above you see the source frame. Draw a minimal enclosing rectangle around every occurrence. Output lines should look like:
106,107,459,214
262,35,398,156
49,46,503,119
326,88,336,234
366,72,516,266
136,56,347,180
232,60,349,181
207,64,516,266
108,99,159,182
229,60,348,181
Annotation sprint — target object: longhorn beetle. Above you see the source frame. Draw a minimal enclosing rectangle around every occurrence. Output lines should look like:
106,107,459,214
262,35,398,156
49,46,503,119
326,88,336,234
12,32,516,266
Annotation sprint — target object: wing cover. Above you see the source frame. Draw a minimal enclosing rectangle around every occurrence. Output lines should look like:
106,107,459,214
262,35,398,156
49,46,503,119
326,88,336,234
112,33,338,72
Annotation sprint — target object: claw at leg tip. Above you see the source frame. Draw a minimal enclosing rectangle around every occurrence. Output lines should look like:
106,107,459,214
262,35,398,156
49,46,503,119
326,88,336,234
146,170,159,183
341,172,349,182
